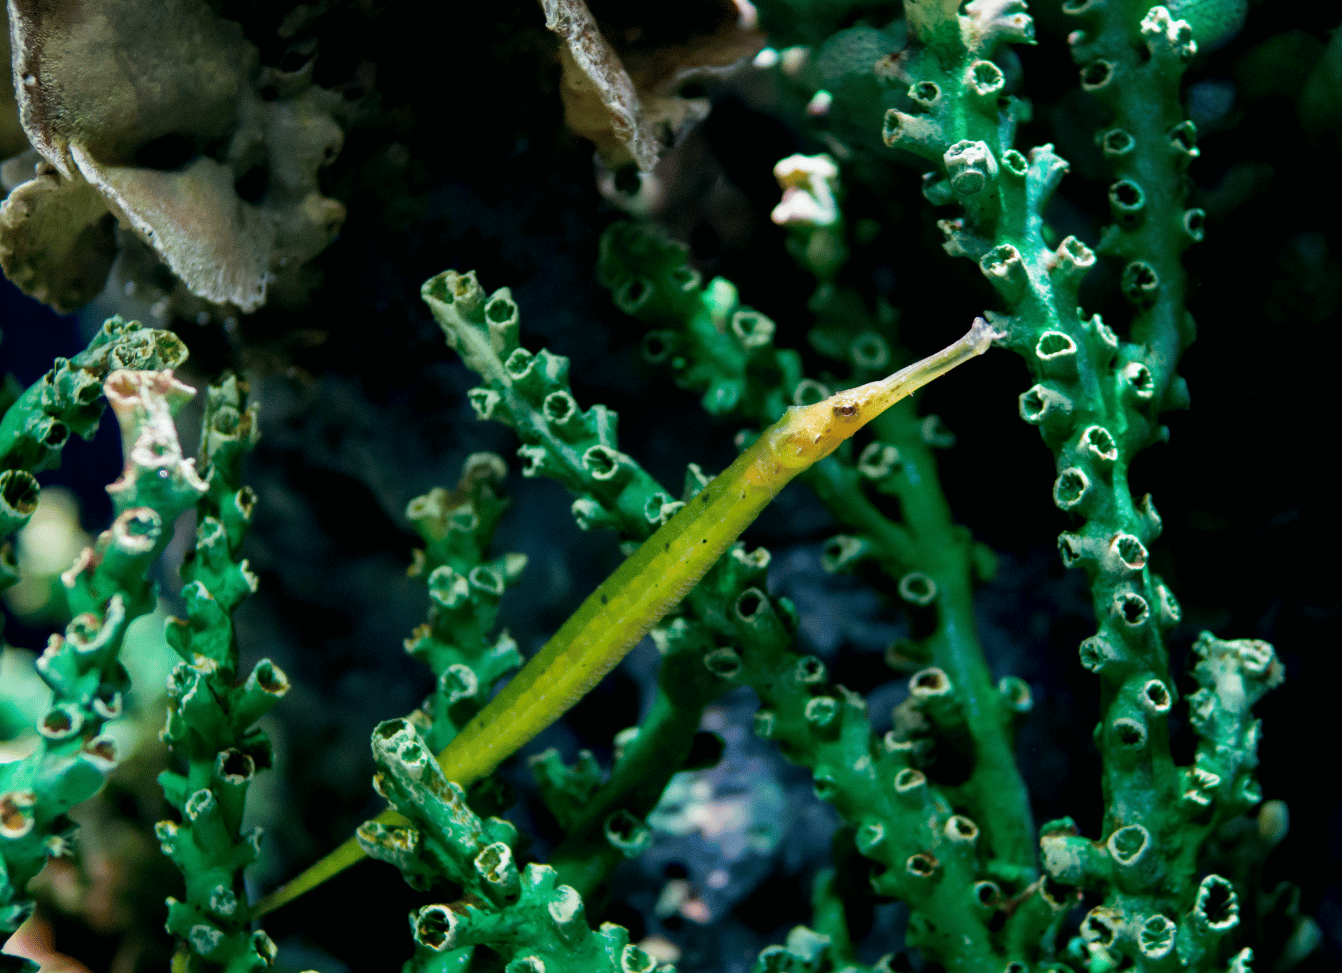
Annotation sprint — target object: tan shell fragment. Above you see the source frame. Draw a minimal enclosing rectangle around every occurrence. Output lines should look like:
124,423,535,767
1,0,347,314
0,161,116,313
8,0,253,175
544,0,659,172
71,147,274,311
543,0,764,172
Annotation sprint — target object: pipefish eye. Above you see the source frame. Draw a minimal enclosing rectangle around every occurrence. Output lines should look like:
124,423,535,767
834,402,860,419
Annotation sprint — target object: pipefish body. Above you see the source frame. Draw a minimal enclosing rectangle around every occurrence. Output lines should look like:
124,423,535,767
255,313,1000,916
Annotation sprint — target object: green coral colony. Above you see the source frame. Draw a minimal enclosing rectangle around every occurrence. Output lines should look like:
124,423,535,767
0,1,1320,972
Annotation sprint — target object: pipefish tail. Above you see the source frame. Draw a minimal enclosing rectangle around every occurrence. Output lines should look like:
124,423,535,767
254,315,1000,917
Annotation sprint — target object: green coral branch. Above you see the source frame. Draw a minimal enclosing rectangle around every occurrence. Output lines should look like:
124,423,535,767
359,719,670,973
155,374,296,973
0,318,187,602
598,227,804,423
1066,0,1203,406
402,454,525,756
1041,633,1282,971
714,573,1071,971
880,0,1284,967
1,355,203,962
0,317,188,477
432,274,677,538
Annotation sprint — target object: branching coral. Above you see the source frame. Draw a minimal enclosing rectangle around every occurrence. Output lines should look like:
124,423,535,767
0,1,1332,972
1,327,200,965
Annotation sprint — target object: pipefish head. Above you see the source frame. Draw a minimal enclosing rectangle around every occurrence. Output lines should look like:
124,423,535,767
763,317,1001,470
764,392,872,470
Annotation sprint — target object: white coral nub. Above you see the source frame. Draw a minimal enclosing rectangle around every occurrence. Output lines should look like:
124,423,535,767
1141,6,1198,60
772,154,841,227
104,370,207,502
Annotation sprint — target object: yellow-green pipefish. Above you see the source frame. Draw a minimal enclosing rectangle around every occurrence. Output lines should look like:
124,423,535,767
255,313,1000,917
